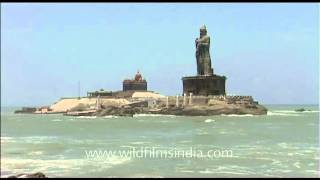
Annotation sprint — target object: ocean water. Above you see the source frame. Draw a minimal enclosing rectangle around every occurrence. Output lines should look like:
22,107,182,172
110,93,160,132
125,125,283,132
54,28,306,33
1,105,319,178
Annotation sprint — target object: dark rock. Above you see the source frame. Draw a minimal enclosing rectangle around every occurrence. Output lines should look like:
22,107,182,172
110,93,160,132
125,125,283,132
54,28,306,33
295,108,311,112
94,106,144,117
152,104,267,116
295,108,305,112
7,172,47,178
14,107,37,114
69,103,90,112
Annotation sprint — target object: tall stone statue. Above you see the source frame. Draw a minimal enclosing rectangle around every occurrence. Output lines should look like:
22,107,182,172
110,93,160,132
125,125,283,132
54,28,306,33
182,25,226,96
195,25,213,76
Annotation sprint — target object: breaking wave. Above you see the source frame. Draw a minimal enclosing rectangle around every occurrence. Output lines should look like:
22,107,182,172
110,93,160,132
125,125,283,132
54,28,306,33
133,114,176,118
221,114,254,117
76,116,97,119
1,155,131,178
266,110,318,116
104,115,119,119
204,119,215,123
267,111,300,116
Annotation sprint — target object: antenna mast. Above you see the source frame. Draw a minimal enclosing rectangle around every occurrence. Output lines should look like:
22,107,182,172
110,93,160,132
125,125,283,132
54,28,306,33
78,81,80,99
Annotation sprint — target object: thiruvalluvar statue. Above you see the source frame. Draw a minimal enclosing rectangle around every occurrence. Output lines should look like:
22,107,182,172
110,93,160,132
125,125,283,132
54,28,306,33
195,25,214,76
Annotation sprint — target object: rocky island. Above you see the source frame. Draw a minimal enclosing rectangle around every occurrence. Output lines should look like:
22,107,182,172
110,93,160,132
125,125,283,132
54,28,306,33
15,25,267,116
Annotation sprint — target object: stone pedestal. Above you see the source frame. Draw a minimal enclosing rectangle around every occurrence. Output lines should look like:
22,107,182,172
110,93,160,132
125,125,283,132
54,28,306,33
182,75,226,96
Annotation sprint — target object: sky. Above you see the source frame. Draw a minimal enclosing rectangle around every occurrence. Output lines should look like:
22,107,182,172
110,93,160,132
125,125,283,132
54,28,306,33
1,3,319,106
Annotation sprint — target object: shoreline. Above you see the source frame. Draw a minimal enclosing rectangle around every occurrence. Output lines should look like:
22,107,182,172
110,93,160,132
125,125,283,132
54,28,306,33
13,94,272,117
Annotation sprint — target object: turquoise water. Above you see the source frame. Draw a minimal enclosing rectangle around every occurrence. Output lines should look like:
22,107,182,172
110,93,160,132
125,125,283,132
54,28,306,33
1,105,319,177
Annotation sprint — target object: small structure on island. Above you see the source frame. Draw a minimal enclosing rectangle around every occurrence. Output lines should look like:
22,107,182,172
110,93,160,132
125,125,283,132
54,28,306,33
182,25,226,96
87,89,112,97
123,71,147,91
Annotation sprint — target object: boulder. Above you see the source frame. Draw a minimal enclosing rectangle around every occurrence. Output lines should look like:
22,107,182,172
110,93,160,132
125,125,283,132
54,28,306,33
7,172,47,178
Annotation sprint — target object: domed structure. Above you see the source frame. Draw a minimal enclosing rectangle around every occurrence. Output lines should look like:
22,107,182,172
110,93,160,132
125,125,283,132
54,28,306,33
134,71,143,81
123,71,147,91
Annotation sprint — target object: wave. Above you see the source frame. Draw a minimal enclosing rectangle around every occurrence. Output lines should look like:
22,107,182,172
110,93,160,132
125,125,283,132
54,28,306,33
267,110,319,116
197,132,209,135
273,110,319,113
267,111,300,116
198,169,215,174
266,110,318,116
76,116,97,119
209,166,258,176
130,141,151,145
1,136,15,143
198,167,254,175
221,114,254,117
178,170,194,173
133,114,176,118
1,136,60,144
104,115,119,119
27,151,44,156
204,119,215,123
1,155,131,177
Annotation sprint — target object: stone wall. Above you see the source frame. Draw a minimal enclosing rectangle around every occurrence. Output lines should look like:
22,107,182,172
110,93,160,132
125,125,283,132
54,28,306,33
225,96,257,105
147,95,257,108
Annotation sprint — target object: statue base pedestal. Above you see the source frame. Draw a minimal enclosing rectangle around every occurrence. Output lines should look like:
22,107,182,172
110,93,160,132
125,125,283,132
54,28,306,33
182,74,226,96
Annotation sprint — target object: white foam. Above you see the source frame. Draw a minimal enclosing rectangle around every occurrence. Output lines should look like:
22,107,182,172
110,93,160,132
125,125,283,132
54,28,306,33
267,109,319,116
277,142,294,150
76,116,97,119
104,115,119,119
214,166,257,175
133,114,176,118
2,136,59,144
130,141,150,145
160,120,169,123
52,119,62,122
267,111,300,116
199,169,215,174
293,162,301,169
204,119,215,123
28,151,44,156
197,132,209,135
219,131,229,135
179,170,194,173
1,136,15,143
221,114,254,117
1,155,131,177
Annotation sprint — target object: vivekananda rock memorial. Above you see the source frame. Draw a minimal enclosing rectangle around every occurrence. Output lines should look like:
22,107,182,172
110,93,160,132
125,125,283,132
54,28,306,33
182,25,226,96
14,25,268,116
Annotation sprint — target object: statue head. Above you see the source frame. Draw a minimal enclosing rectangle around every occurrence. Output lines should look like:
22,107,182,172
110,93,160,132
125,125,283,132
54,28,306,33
200,25,207,37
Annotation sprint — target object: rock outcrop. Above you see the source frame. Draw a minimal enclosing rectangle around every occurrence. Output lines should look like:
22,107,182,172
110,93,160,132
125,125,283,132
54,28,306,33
91,103,267,117
152,104,267,116
294,108,311,112
7,172,47,178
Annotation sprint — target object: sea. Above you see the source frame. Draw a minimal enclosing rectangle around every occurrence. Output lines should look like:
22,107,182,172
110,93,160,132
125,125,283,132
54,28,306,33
1,105,319,178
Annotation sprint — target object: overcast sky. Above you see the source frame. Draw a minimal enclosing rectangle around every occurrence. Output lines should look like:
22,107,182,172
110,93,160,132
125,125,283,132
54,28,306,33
1,3,319,106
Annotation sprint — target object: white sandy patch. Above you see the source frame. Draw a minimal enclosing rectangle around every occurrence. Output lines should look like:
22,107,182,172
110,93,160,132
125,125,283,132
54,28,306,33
50,98,130,112
132,92,165,98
